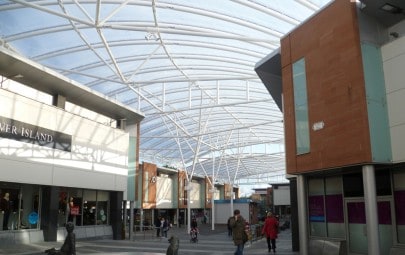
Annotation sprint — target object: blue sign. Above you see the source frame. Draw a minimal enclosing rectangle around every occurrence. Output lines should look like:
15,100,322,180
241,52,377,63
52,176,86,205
28,211,38,224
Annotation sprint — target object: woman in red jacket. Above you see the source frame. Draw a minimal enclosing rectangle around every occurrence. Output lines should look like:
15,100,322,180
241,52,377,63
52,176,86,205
262,212,279,253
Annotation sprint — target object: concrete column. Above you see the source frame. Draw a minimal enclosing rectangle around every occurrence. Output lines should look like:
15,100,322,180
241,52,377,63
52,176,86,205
129,201,134,240
40,186,59,241
110,191,124,240
52,94,66,109
362,165,380,255
290,178,299,251
297,175,308,255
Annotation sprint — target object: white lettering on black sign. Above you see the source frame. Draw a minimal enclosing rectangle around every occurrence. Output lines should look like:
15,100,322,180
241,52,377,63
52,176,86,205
0,117,71,152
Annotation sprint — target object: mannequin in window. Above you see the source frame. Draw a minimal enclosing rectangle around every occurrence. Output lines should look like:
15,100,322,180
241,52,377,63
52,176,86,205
0,193,11,230
68,197,74,222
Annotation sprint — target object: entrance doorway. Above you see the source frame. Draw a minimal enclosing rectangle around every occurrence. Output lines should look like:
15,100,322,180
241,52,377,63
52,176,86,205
345,199,393,254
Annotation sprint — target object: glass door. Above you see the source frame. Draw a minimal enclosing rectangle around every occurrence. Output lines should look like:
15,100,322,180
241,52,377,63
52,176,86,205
377,200,393,255
346,199,394,255
346,200,367,254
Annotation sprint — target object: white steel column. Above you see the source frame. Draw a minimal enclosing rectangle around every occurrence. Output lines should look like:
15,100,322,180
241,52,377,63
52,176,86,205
230,190,234,216
140,208,144,232
211,192,215,230
297,175,308,255
187,180,192,234
362,165,380,255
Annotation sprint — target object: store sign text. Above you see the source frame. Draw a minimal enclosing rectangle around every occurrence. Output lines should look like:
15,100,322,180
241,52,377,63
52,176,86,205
0,116,72,152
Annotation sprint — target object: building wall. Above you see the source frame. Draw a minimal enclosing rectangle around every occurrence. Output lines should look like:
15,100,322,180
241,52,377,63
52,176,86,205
214,201,250,224
141,162,157,209
190,181,202,209
0,88,129,192
178,170,187,209
205,177,213,209
281,0,372,174
382,36,405,163
156,175,174,208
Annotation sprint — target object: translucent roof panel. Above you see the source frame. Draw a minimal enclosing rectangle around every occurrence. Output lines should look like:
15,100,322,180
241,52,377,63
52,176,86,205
0,0,333,186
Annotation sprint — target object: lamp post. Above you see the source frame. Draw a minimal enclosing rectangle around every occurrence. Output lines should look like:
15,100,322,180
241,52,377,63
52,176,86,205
186,182,192,234
209,188,216,230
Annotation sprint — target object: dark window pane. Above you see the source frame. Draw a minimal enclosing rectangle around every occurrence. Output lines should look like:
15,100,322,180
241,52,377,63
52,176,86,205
376,170,391,196
343,173,364,197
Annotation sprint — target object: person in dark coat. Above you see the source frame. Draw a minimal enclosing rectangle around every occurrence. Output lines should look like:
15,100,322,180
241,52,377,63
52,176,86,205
155,217,161,237
0,192,11,230
229,209,246,255
227,217,233,237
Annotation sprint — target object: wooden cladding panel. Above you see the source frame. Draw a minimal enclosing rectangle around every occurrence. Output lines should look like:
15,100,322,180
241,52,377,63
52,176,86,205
281,0,372,174
142,162,157,209
178,171,187,209
205,177,213,209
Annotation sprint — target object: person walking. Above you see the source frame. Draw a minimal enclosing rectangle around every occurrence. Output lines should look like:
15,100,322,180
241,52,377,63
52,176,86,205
227,216,233,237
229,209,246,255
262,212,279,253
155,217,161,237
0,192,11,230
162,217,169,238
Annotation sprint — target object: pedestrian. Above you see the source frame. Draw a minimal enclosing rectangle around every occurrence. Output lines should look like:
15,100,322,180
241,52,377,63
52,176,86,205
262,212,279,253
162,217,169,238
178,215,182,228
229,209,246,255
227,216,233,237
0,192,11,230
155,217,161,237
191,218,198,229
160,217,165,237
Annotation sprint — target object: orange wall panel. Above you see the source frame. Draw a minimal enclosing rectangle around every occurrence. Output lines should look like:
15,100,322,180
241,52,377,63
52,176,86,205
205,177,213,208
281,0,372,174
178,171,187,209
142,162,157,209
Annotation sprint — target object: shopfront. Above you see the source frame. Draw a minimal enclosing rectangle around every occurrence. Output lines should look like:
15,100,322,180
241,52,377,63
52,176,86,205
307,167,405,255
0,182,112,231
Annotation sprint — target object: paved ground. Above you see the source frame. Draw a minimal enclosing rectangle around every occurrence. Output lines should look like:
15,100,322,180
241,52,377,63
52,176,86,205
1,223,298,255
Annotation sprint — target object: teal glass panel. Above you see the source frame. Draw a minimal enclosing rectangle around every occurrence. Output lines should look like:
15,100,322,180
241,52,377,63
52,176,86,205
127,136,137,201
361,43,392,163
292,58,310,154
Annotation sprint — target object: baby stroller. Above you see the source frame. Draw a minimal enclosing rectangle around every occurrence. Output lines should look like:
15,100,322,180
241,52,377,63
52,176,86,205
190,227,199,243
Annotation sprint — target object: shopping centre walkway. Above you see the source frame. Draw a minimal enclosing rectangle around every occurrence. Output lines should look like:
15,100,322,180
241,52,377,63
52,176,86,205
2,223,298,255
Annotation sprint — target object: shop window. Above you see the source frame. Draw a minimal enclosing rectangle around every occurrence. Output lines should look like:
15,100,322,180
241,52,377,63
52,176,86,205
393,169,405,244
58,190,68,227
343,173,364,197
68,190,83,226
308,176,344,238
96,191,109,225
308,178,326,237
325,177,344,238
0,183,41,231
375,170,391,196
83,190,96,225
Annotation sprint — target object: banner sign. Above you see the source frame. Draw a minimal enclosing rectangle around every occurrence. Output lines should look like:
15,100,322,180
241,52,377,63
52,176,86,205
0,116,72,152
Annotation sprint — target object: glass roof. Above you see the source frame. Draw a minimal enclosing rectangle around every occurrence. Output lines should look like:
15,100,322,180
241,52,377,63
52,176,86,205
0,0,332,187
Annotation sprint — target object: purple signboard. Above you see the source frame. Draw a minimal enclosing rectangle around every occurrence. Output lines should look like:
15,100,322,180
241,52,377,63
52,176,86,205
377,201,391,225
347,202,366,224
325,194,344,223
309,195,325,222
395,190,405,225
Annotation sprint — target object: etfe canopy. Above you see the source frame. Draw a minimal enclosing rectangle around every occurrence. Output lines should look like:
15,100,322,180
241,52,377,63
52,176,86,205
0,0,332,186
